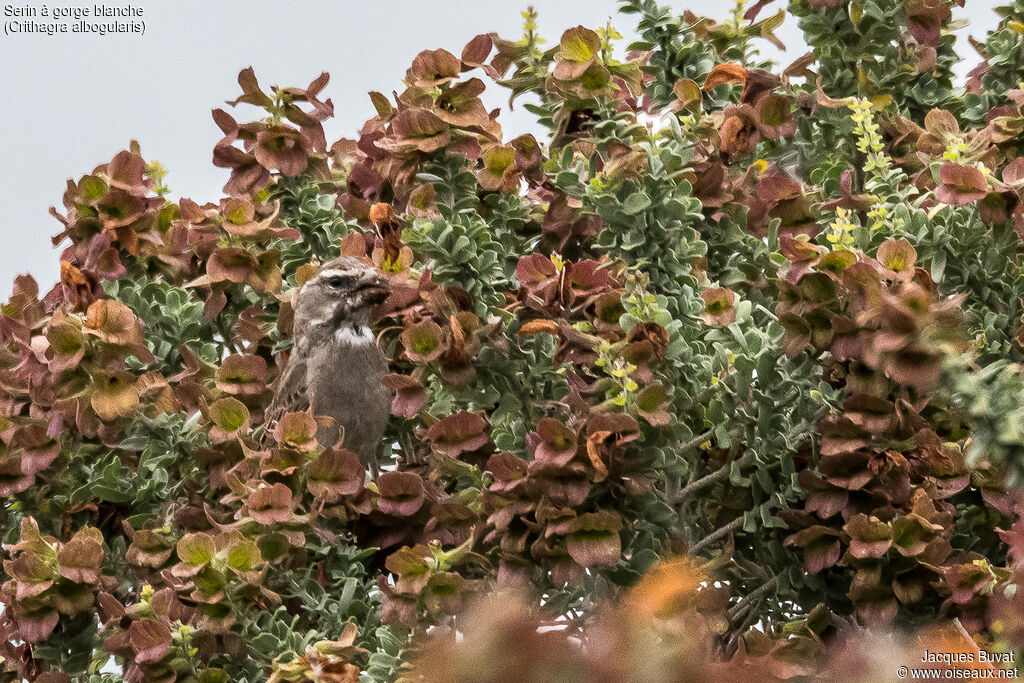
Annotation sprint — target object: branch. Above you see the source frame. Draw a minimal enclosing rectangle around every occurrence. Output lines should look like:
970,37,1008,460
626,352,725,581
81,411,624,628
685,460,701,488
673,420,817,507
723,601,768,658
735,556,771,583
689,517,744,556
679,429,713,454
671,462,730,504
726,576,778,623
664,472,681,502
213,317,243,357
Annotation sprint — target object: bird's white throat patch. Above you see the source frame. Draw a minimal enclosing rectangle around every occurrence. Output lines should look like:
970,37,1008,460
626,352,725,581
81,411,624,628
334,324,375,345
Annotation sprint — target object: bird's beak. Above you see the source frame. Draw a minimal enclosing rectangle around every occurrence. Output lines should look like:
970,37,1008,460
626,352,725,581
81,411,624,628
361,275,391,304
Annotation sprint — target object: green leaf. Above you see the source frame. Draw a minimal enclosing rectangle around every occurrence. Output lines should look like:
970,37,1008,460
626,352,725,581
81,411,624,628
560,26,601,62
177,533,216,567
622,192,651,215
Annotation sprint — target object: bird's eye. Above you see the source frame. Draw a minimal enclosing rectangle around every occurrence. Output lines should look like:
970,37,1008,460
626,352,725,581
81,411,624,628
326,276,346,288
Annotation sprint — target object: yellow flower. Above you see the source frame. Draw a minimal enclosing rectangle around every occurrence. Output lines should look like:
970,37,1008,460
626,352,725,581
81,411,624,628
550,252,565,272
826,207,856,248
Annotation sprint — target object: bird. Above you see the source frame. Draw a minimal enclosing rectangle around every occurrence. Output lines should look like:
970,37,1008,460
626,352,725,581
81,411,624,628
264,255,392,475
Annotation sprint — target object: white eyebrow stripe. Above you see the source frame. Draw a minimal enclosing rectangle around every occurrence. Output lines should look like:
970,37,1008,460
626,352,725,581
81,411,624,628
315,268,360,281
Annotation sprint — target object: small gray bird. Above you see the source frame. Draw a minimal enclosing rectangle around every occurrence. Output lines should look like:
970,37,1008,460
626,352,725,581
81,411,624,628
264,256,392,473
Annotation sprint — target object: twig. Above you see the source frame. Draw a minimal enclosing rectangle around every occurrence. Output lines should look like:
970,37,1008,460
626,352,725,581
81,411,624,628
679,429,714,454
664,473,681,502
728,604,768,655
685,460,701,488
671,463,730,504
735,556,771,583
726,576,778,623
689,517,744,556
667,430,718,506
214,317,243,357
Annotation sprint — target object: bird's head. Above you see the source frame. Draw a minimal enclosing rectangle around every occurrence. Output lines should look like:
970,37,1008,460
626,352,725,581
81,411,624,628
294,256,390,335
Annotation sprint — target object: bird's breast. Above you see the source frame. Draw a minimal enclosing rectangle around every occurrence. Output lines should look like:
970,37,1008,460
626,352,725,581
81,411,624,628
306,339,391,460
307,340,390,408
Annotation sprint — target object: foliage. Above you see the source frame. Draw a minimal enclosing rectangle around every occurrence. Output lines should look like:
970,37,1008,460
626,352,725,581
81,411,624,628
2,0,1024,680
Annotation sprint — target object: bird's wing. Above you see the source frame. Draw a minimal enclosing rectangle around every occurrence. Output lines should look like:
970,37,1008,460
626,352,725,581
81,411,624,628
263,352,310,432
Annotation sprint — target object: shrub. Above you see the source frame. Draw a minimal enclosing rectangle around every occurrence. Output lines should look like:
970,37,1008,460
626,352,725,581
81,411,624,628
2,0,1024,680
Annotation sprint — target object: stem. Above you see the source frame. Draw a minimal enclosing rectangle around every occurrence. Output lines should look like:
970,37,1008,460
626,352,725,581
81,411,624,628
735,556,771,583
727,601,767,654
754,303,778,322
689,517,744,556
685,460,701,489
671,461,730,503
725,576,778,623
214,316,243,356
664,472,681,502
679,429,714,454
692,381,723,408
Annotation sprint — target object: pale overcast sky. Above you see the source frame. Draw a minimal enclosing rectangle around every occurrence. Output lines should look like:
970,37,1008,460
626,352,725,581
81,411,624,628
0,1,1001,296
